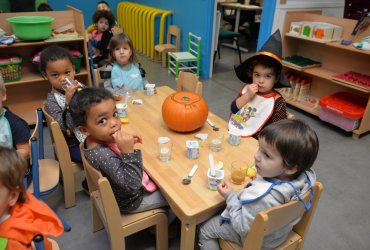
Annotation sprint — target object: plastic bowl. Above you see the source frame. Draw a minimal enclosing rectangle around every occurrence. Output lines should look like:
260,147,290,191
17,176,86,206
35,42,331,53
6,16,54,40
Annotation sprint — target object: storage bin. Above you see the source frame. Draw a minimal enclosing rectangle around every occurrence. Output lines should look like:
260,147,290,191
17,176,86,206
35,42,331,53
319,92,367,132
0,56,22,82
73,54,83,74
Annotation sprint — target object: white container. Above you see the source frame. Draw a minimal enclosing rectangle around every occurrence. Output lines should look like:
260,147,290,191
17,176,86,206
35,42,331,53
116,103,127,118
228,129,241,146
158,137,172,162
207,169,224,191
186,140,200,159
145,83,155,96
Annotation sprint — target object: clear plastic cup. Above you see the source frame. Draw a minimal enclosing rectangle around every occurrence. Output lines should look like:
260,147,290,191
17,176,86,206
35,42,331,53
158,137,172,162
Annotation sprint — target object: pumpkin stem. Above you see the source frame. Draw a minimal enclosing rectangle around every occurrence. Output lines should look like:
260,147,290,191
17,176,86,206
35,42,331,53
181,96,191,101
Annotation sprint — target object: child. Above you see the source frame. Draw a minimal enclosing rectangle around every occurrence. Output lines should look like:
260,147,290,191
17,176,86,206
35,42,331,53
69,88,169,214
41,45,85,164
0,146,64,250
0,74,30,161
199,119,319,250
107,33,145,94
229,30,291,139
90,9,115,67
87,1,111,34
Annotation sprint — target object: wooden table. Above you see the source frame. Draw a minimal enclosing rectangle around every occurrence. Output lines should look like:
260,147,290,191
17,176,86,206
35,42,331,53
121,86,258,249
219,2,262,52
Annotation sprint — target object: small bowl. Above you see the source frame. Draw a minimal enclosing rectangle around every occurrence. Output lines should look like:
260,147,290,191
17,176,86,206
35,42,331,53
6,16,54,40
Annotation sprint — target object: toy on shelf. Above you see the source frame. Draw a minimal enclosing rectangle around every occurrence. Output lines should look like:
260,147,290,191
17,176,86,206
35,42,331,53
282,55,321,70
332,71,370,91
287,21,343,42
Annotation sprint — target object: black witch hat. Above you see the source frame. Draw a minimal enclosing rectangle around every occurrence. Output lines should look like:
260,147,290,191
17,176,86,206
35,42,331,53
234,30,290,88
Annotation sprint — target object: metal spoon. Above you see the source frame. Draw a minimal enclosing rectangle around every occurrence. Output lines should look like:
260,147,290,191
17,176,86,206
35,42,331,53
182,165,199,185
207,119,219,131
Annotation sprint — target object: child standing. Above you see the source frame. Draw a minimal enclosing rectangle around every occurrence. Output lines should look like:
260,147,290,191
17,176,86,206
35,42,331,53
69,88,170,214
90,10,115,67
108,33,145,94
0,74,30,161
0,146,63,250
229,30,291,139
199,119,319,249
41,45,85,163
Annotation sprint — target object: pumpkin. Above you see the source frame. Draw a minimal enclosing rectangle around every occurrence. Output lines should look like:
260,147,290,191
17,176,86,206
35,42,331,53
162,92,208,132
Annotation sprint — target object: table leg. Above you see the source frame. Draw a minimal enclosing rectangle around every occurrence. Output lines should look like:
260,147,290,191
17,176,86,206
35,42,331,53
180,219,197,250
221,8,249,53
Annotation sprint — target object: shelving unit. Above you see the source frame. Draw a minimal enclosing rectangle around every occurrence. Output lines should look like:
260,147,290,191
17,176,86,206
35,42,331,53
0,6,91,124
281,11,370,138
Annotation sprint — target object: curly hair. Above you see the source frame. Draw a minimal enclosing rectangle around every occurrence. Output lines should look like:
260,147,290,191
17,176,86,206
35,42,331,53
0,146,28,204
39,45,74,75
92,10,115,30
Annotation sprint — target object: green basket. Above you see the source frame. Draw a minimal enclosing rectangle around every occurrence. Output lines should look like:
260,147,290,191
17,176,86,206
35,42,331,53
73,54,83,74
0,57,23,82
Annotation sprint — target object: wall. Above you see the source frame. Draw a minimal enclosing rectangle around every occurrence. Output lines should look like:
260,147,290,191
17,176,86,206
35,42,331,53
48,0,215,78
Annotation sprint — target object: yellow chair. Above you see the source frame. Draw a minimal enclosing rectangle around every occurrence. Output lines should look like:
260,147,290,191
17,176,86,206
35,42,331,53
42,107,84,209
154,25,181,68
168,32,201,79
79,144,169,250
219,182,323,250
176,71,203,96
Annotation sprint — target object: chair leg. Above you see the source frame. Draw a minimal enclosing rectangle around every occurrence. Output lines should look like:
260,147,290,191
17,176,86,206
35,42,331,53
63,172,76,209
235,38,242,64
155,213,169,250
91,201,104,232
161,52,167,68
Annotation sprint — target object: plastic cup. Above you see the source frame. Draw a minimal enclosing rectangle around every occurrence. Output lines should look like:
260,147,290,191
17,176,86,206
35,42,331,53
230,160,247,185
207,169,224,191
228,130,241,146
158,137,172,162
116,103,127,118
209,134,224,152
145,83,155,96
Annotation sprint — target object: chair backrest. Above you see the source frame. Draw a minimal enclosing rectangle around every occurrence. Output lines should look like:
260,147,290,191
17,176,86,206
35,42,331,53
242,181,324,250
188,32,201,60
166,25,181,51
79,143,103,193
176,71,203,96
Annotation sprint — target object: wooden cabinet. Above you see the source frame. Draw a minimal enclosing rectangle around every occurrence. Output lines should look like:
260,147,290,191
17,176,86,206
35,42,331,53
0,6,91,124
281,11,370,138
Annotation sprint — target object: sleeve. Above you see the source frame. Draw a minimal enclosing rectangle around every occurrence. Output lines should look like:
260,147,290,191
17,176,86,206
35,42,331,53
269,97,287,124
230,99,240,114
111,65,122,91
8,113,30,146
96,30,113,55
44,93,74,133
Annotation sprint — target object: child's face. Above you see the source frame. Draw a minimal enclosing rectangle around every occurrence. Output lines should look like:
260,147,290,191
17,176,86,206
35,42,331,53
44,58,75,92
97,17,109,33
254,138,296,180
97,3,110,11
252,64,277,94
113,43,132,66
80,99,121,143
0,184,19,218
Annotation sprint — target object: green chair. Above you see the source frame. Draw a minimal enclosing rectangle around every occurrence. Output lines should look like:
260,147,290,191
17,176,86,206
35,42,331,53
168,32,201,79
216,28,242,64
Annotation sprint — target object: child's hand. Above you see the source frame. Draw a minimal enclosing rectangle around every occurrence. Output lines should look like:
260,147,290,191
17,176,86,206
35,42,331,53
133,133,142,144
112,129,138,153
217,181,234,197
113,92,122,101
65,83,78,105
246,83,258,98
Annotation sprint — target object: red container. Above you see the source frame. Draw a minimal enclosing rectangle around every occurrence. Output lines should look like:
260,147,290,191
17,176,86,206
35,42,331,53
319,92,367,132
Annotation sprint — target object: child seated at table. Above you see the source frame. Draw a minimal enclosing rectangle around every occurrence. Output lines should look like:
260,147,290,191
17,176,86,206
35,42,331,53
229,30,291,139
106,33,145,95
90,9,115,67
87,1,112,34
0,146,63,250
69,87,171,214
198,119,319,250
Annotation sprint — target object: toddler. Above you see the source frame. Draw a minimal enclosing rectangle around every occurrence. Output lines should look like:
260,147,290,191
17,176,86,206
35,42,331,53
69,87,170,214
41,45,85,163
0,146,63,250
107,33,145,94
0,74,30,161
90,9,115,67
87,1,112,34
199,119,319,249
229,30,291,139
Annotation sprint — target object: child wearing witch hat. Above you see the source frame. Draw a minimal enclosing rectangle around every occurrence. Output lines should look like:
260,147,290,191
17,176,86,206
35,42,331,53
229,30,291,139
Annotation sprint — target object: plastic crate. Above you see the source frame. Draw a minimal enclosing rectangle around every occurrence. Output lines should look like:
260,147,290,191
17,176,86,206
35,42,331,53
0,57,22,82
319,92,367,132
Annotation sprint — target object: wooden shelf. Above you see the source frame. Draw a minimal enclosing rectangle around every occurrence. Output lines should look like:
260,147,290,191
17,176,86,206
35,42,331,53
0,37,85,49
326,41,370,56
278,93,320,117
285,32,337,43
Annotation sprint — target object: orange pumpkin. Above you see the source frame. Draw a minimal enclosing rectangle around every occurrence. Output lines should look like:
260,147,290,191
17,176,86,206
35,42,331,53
162,92,208,132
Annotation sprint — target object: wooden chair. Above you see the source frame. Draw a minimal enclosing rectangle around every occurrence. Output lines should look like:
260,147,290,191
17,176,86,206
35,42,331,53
42,106,84,209
154,25,181,68
176,71,203,96
79,144,169,250
168,32,201,79
28,108,71,231
219,181,323,250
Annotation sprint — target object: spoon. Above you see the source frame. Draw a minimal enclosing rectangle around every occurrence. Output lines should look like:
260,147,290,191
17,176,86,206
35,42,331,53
207,119,219,131
182,164,199,185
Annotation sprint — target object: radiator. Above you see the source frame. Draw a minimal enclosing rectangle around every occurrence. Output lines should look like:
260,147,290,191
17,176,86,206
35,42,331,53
117,2,172,59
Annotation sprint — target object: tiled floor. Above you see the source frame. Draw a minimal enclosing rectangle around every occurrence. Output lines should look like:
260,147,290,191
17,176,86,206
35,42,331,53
43,43,370,250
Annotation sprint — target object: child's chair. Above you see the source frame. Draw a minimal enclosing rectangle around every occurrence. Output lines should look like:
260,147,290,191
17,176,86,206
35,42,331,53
154,25,181,68
33,234,60,250
28,108,71,232
168,32,201,79
219,181,324,250
79,144,168,250
176,71,203,96
42,106,84,209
